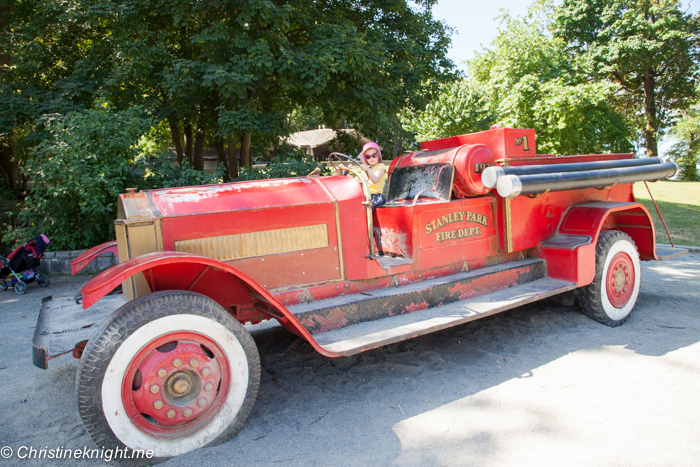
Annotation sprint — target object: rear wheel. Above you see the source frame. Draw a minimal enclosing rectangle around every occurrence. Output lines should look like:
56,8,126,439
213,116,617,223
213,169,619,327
36,272,50,287
76,291,260,462
14,280,27,295
0,280,6,291
579,230,641,326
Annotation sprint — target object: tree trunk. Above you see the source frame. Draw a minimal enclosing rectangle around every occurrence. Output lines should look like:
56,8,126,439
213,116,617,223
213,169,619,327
240,133,252,168
193,123,206,171
214,140,228,180
0,144,15,190
228,138,238,180
168,119,184,164
643,69,659,158
184,123,193,165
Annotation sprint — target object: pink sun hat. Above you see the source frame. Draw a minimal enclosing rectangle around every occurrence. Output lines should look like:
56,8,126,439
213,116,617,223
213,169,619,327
359,142,382,165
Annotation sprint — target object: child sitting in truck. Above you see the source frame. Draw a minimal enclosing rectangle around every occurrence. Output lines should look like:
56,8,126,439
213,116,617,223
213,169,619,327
337,142,387,207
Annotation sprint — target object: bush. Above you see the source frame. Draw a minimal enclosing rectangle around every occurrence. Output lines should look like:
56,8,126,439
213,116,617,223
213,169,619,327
235,147,330,181
3,107,224,250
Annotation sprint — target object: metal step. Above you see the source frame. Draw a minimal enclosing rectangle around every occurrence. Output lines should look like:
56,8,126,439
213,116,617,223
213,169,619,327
315,277,576,356
289,258,547,334
32,294,126,369
375,255,413,269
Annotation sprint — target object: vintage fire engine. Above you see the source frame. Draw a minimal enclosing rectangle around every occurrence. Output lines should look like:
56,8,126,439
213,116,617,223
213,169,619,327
33,126,686,460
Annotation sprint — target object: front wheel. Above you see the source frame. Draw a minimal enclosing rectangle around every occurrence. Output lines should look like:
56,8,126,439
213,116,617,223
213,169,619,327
579,230,641,326
76,291,260,461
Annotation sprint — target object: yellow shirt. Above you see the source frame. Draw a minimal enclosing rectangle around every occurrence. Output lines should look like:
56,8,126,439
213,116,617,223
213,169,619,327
357,162,388,194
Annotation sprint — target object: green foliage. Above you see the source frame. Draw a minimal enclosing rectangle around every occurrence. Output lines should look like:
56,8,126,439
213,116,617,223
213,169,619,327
3,107,222,250
553,0,700,157
667,104,700,181
235,148,330,182
141,157,224,190
405,1,633,155
5,107,149,250
402,80,496,142
465,1,633,155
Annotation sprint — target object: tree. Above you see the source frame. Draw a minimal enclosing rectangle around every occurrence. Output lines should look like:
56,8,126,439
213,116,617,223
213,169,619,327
74,0,454,173
667,102,700,180
402,79,496,142
554,0,700,157
413,1,633,155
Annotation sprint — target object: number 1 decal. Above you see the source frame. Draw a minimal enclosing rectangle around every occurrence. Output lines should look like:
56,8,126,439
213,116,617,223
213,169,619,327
515,135,530,151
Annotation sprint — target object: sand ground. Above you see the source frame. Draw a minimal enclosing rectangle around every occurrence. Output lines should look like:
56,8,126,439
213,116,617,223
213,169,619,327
0,253,698,467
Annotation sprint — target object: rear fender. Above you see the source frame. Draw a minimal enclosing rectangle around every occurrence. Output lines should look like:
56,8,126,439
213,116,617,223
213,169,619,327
71,241,119,275
80,251,337,357
539,202,656,286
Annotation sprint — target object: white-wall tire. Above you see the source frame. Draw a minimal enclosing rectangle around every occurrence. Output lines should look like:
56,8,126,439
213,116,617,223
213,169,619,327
76,291,260,462
579,230,641,326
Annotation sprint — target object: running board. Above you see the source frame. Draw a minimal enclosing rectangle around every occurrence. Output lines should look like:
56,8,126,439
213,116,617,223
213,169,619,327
32,294,126,369
314,278,576,357
289,258,547,335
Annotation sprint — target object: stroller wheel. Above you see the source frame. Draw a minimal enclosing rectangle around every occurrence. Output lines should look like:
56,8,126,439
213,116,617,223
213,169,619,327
0,280,6,291
37,272,50,287
14,280,27,295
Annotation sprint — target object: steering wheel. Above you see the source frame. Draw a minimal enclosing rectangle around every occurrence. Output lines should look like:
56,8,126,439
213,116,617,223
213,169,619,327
329,152,363,175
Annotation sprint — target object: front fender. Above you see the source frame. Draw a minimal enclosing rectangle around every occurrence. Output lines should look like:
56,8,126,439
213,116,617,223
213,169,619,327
80,251,339,357
71,241,119,275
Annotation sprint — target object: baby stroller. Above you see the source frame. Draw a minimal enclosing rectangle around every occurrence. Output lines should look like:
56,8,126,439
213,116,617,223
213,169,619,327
0,234,50,295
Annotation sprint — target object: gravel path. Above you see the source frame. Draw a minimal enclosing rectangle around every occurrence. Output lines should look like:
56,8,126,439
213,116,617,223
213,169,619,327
1,254,698,466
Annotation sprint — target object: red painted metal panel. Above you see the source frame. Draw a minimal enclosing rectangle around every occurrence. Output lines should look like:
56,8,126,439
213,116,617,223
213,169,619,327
415,198,496,271
374,205,414,258
507,184,634,253
149,177,334,217
229,248,341,290
421,127,536,159
70,241,119,275
160,204,338,248
316,177,387,280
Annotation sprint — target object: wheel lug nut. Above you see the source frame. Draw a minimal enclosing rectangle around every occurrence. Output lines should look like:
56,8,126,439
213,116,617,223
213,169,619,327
150,384,160,394
198,398,207,407
173,358,182,368
183,408,193,417
167,409,176,419
201,368,211,377
205,383,214,392
154,400,163,410
158,368,167,378
190,358,199,367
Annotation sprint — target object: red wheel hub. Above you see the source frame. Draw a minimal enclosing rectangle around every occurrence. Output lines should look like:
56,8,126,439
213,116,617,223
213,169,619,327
122,332,230,437
606,251,635,308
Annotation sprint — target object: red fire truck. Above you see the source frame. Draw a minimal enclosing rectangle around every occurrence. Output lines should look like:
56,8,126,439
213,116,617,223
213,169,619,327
33,126,686,461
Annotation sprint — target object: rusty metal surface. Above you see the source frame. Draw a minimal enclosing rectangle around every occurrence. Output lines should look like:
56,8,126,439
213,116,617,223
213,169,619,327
314,277,576,356
32,294,126,369
289,258,545,335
